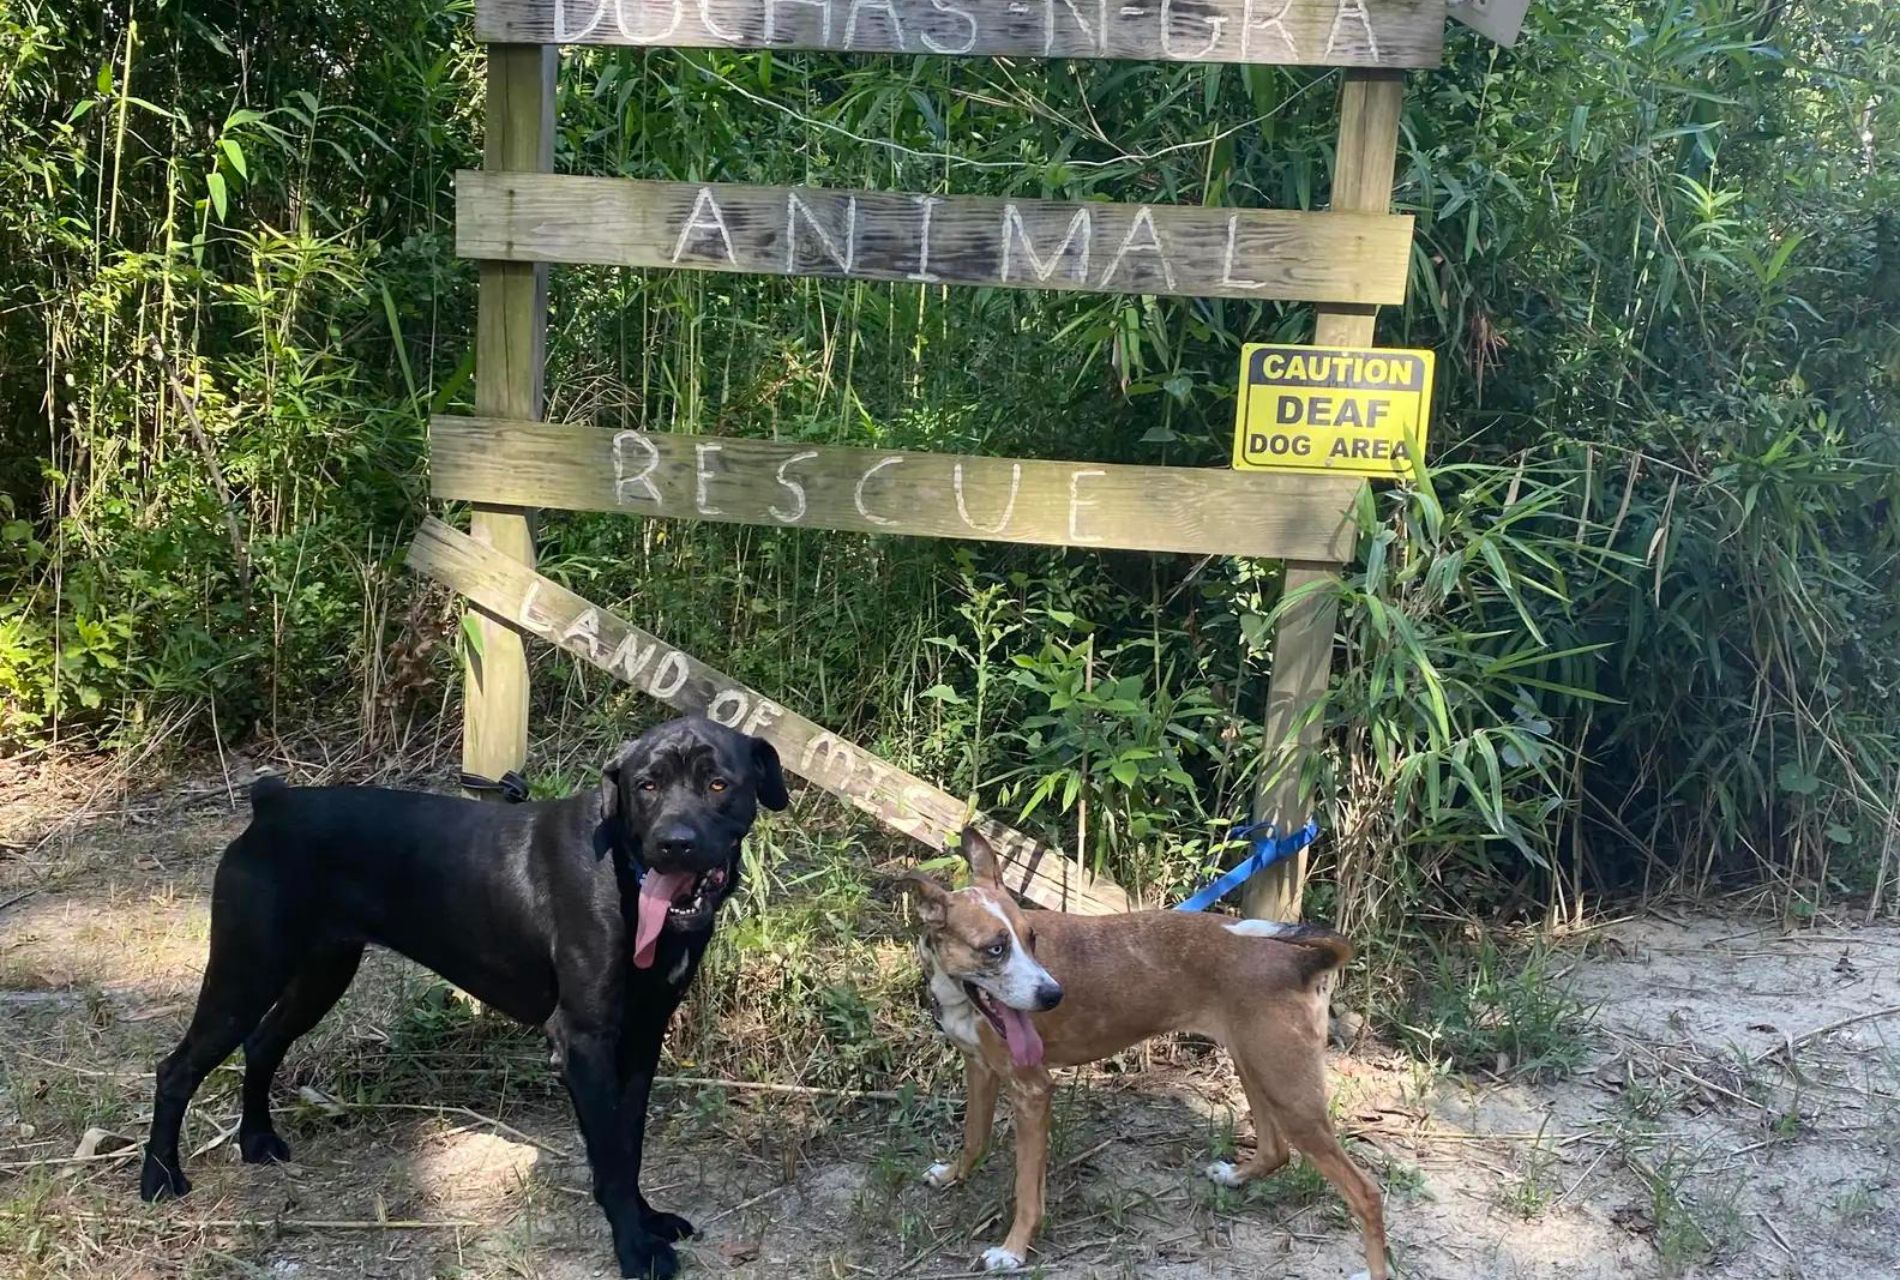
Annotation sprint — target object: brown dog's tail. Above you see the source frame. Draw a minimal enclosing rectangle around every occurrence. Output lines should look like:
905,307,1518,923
1228,919,1354,984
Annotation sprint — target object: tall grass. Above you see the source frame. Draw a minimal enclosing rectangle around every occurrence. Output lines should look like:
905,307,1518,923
1,1,1896,929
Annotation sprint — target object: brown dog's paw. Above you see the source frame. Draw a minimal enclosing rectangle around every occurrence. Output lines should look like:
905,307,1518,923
979,1246,1025,1272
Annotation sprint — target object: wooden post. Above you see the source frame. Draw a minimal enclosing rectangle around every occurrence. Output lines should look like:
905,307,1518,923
1242,69,1405,922
463,44,556,792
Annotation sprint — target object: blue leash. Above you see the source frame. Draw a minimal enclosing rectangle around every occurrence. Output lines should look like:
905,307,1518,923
1174,818,1321,912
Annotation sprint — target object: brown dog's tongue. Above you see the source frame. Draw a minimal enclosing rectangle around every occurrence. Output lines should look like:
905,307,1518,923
633,871,696,969
996,1005,1045,1067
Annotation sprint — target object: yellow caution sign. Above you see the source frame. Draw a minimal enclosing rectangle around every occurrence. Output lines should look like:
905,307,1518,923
1230,344,1435,479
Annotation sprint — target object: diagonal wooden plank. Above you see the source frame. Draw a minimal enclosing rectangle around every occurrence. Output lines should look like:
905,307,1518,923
475,0,1447,68
429,416,1359,562
407,517,1133,915
455,173,1415,307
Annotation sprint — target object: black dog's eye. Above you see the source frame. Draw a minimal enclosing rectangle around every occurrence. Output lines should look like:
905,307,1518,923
985,939,1008,959
708,778,728,793
639,779,659,793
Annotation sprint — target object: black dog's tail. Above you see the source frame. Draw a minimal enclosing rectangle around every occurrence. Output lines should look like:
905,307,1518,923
249,773,289,809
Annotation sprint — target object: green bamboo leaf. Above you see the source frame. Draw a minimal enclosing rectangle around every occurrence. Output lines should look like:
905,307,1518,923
459,613,485,661
219,137,248,181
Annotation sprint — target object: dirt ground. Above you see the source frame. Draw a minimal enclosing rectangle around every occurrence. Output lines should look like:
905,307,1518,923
2,760,1896,1278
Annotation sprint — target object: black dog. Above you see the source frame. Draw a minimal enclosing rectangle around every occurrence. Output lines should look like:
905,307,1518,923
139,716,787,1279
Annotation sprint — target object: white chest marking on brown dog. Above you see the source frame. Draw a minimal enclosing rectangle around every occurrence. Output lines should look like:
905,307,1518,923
922,944,983,1053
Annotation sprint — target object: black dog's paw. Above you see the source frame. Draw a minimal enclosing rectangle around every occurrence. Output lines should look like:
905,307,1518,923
617,1236,680,1279
239,1130,293,1165
644,1210,695,1242
139,1156,191,1202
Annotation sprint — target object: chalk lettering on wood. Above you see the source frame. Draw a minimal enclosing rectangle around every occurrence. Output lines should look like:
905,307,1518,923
429,416,1360,562
477,0,1446,67
406,516,1132,914
456,173,1414,307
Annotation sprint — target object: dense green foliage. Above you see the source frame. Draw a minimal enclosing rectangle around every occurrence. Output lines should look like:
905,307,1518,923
3,1,1896,925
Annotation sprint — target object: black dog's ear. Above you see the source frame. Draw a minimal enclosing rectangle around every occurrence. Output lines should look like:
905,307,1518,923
599,740,639,819
751,737,789,811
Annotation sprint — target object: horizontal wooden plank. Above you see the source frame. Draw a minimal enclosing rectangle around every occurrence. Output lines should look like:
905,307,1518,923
407,517,1133,914
456,172,1413,306
476,0,1444,66
429,417,1359,562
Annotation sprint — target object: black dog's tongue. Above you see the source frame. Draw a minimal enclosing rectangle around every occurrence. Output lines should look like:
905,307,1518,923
633,871,695,969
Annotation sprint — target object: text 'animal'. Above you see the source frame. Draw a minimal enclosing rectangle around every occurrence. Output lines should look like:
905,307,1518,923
456,173,1413,306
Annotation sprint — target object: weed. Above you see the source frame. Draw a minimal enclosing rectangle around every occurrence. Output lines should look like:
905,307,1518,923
1831,1181,1882,1226
1631,1149,1747,1276
1257,1157,1334,1210
1502,1127,1559,1220
1204,1109,1240,1164
1619,1077,1671,1123
1397,933,1595,1080
1,1051,135,1140
1382,1158,1427,1198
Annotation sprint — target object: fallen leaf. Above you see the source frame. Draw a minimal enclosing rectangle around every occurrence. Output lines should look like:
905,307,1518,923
124,1003,184,1023
297,1085,345,1117
75,1127,135,1158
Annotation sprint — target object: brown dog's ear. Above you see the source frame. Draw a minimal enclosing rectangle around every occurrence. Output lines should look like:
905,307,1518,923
599,740,639,819
961,825,1002,889
750,737,789,811
899,871,952,928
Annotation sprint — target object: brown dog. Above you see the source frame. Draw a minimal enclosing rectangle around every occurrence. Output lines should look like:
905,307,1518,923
903,828,1387,1277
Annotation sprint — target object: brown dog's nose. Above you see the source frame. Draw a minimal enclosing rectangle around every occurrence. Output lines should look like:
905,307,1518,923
1035,981,1063,1011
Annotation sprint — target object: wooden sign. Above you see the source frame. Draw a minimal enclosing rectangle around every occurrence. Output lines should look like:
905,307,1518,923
475,0,1446,68
430,416,1360,562
407,517,1134,915
1447,0,1526,46
1230,343,1433,478
456,173,1414,306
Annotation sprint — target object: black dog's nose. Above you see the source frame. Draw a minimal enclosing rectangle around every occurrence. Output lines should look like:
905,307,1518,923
1036,981,1063,1011
653,824,696,863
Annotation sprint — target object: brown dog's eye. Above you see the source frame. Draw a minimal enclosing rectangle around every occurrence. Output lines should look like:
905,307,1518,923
709,778,728,793
985,939,1008,959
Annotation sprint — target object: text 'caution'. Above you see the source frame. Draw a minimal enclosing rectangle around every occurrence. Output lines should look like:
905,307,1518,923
1230,344,1435,479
